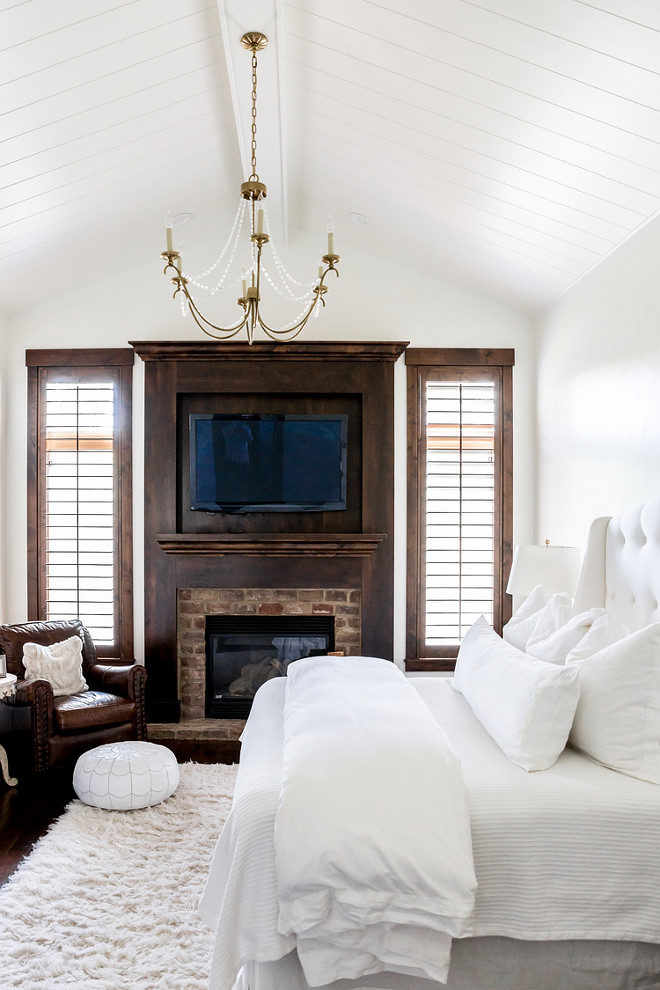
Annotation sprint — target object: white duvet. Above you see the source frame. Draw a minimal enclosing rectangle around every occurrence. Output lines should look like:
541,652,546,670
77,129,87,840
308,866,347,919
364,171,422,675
274,657,477,985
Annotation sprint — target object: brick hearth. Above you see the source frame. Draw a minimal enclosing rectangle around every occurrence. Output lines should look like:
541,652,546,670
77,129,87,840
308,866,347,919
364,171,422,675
147,716,245,765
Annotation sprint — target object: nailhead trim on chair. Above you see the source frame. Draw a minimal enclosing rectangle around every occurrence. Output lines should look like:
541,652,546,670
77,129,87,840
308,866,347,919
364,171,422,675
33,681,50,773
134,667,147,740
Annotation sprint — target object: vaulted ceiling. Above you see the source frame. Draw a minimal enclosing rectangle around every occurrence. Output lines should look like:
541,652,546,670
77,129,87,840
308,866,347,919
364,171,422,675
2,0,660,317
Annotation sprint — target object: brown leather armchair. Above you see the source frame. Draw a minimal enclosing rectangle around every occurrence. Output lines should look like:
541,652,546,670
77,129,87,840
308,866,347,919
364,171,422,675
0,619,147,773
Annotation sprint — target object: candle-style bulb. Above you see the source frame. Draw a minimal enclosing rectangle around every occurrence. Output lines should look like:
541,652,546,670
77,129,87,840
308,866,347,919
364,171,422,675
165,210,173,253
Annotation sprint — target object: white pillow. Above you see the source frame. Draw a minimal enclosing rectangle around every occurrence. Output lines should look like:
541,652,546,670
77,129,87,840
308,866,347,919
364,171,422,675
566,611,630,663
502,584,548,651
452,617,580,772
507,583,548,623
525,593,574,651
567,623,660,784
526,607,606,665
22,636,88,697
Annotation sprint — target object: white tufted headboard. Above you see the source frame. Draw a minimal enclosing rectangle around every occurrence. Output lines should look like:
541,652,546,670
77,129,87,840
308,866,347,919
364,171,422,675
572,499,660,631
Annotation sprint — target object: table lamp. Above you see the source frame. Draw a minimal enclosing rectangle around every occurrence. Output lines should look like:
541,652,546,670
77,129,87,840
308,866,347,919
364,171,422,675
506,541,581,599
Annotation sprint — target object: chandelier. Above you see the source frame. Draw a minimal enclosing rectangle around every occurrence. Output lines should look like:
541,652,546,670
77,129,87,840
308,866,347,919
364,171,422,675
161,31,340,343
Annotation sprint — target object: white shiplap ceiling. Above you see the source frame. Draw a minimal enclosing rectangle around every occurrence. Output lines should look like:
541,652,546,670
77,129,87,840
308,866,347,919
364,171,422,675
1,0,660,317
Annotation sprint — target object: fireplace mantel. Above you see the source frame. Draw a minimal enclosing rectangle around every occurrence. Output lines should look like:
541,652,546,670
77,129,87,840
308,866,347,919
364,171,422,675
155,533,386,557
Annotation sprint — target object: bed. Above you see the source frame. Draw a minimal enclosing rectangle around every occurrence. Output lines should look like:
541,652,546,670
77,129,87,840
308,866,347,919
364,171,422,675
199,499,660,990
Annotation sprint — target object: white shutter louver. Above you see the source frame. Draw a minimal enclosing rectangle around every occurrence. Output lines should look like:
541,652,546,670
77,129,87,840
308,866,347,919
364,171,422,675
45,382,116,645
425,380,495,647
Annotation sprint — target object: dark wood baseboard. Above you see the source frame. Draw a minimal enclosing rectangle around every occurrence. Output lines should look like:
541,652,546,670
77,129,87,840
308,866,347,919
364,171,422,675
163,738,240,765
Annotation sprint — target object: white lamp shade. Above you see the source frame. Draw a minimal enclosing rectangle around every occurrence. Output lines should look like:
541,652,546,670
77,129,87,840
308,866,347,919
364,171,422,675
507,545,581,598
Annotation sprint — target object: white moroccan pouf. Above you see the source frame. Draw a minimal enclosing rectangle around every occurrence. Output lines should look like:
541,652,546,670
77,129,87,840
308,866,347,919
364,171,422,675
73,740,180,811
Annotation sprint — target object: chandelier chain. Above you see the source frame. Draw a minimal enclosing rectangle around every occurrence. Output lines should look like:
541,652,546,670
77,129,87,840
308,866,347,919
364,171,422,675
250,50,259,181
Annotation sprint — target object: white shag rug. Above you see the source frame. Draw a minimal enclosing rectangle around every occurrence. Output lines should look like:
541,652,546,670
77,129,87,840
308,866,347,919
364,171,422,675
0,761,238,990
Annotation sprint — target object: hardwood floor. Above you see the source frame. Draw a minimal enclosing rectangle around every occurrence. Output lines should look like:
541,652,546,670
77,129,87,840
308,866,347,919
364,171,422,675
0,769,74,886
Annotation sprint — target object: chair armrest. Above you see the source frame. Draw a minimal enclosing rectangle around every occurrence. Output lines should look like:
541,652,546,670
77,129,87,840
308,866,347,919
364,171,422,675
14,677,54,714
86,662,147,701
13,678,54,773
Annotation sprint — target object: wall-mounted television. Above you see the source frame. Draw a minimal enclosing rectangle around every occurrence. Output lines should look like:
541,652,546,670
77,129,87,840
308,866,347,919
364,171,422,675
189,413,348,513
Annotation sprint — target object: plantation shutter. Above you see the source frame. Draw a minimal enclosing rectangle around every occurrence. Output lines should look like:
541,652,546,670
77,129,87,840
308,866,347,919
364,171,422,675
27,351,134,660
44,382,116,644
425,379,495,646
406,351,513,670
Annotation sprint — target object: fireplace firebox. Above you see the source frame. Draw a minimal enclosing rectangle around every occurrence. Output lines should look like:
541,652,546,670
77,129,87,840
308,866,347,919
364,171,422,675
205,614,335,718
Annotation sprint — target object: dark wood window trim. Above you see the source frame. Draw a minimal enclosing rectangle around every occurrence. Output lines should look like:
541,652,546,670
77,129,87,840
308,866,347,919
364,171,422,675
26,349,134,660
406,348,514,672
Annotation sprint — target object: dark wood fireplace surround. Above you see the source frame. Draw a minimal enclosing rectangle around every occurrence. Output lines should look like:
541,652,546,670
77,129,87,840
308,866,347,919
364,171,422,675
131,341,408,723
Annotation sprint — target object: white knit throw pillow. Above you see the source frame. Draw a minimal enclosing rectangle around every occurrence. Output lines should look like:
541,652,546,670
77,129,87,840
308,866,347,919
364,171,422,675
23,636,88,697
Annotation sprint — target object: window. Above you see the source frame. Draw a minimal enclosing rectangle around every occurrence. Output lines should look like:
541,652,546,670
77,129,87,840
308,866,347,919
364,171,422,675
406,349,514,670
27,350,134,659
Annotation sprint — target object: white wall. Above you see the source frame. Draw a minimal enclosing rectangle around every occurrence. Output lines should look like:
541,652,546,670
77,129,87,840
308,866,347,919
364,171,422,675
536,214,660,555
0,312,7,622
1,231,535,663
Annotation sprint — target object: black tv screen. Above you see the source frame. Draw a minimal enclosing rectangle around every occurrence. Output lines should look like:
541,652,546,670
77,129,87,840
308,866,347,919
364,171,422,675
189,413,348,513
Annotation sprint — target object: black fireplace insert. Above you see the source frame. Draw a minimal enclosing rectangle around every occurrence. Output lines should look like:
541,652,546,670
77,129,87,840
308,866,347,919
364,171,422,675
205,614,335,718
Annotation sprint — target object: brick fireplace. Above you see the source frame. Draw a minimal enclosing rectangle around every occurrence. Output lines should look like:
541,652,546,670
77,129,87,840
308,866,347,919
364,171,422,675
177,588,361,719
132,341,406,724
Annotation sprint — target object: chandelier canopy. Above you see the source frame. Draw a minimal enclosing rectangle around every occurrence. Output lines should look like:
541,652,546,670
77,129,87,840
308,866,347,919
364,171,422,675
161,31,340,343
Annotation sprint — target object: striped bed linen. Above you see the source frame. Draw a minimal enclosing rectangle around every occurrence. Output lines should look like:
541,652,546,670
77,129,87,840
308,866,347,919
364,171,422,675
417,678,660,943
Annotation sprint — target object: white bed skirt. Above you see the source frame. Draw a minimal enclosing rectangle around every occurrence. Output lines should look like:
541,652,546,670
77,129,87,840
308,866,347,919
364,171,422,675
245,938,660,990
